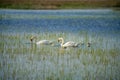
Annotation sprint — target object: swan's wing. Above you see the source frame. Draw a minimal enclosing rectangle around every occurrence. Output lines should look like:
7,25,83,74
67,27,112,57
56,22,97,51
63,41,76,47
36,40,50,45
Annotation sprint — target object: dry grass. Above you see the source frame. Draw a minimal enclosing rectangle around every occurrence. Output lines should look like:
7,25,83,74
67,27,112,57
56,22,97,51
0,0,120,9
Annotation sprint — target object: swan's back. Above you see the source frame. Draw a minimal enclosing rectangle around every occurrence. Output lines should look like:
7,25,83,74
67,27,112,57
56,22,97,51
36,40,52,45
63,41,78,47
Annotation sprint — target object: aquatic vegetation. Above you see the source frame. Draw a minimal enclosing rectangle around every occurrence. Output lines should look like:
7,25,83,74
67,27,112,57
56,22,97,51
0,31,120,80
0,9,120,80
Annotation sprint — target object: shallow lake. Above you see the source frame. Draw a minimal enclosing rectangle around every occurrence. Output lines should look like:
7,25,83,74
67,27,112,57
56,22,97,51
0,9,120,80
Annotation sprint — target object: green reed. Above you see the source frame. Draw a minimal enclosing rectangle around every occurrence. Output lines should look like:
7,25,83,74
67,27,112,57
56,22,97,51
0,31,120,80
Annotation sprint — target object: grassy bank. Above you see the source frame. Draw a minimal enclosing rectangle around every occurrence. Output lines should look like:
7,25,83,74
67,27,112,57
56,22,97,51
0,0,120,9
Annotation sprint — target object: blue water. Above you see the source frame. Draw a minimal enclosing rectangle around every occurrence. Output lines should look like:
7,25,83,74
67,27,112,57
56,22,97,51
0,9,120,36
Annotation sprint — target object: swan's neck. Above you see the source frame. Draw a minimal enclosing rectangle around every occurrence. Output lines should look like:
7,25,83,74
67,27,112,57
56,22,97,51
60,38,64,46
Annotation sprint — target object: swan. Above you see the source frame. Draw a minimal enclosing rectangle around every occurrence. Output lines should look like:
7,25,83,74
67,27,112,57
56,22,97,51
58,37,79,48
30,36,53,45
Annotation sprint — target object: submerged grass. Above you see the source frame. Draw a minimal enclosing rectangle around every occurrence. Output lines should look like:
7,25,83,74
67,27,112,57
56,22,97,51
0,31,120,80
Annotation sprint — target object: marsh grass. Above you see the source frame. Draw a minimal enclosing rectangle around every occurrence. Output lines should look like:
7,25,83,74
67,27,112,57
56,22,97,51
0,9,120,80
0,31,120,80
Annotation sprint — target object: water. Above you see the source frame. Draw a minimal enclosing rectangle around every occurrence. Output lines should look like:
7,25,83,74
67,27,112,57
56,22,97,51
0,9,120,80
0,9,120,34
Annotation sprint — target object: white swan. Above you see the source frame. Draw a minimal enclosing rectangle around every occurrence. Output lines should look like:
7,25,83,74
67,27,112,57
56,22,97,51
58,37,79,48
30,36,53,45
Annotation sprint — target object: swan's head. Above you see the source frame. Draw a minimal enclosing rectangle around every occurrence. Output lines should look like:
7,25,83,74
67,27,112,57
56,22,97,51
58,37,63,42
30,36,37,42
